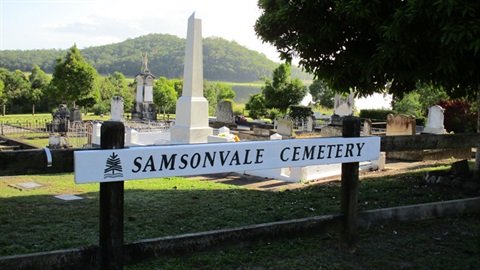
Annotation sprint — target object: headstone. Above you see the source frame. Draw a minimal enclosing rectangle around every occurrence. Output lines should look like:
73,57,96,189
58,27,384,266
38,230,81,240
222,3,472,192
92,122,102,147
320,125,342,137
170,13,213,144
334,92,354,116
110,96,124,122
125,129,139,146
423,105,446,134
450,159,470,177
207,126,235,143
51,104,70,133
216,100,234,123
71,108,82,122
270,133,282,140
253,126,271,136
307,114,315,132
363,119,372,135
277,119,294,137
143,75,154,103
386,114,416,136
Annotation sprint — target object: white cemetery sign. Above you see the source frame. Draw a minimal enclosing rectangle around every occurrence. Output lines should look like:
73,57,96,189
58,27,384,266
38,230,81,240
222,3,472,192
74,137,380,184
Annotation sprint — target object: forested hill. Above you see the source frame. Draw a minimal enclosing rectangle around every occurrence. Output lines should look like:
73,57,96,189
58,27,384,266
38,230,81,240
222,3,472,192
0,33,311,82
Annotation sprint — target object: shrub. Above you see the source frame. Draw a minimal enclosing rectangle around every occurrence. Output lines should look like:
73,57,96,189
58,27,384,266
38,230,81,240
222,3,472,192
289,105,313,122
436,99,477,133
92,101,110,116
359,109,395,121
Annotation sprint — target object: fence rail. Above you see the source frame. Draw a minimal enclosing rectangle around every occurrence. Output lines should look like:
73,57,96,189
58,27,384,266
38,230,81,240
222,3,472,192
0,133,478,176
0,119,51,138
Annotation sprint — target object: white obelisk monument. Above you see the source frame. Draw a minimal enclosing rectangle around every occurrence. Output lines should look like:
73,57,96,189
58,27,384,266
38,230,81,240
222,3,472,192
170,13,213,144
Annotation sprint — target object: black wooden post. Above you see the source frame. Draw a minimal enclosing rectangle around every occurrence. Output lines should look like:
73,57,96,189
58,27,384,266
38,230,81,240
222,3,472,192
100,121,125,269
340,116,361,253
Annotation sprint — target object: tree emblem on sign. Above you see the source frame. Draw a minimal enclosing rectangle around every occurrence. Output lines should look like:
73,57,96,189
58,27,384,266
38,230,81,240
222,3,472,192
104,152,123,179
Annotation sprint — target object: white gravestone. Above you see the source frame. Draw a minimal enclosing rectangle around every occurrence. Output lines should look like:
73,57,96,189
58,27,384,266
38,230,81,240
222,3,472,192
277,119,294,137
143,75,154,103
423,105,446,134
110,96,124,122
334,92,354,116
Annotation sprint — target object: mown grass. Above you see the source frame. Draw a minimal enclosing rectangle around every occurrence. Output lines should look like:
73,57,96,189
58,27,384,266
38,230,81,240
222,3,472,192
1,164,479,269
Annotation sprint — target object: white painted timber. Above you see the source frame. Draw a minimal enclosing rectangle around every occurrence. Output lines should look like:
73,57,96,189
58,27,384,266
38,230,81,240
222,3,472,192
74,136,380,184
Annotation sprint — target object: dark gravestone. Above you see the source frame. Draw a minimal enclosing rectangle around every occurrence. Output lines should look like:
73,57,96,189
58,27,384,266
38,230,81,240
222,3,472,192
450,159,470,177
71,108,82,122
51,104,70,133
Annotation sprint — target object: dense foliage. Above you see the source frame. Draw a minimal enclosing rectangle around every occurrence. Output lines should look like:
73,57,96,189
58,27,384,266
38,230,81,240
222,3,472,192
0,34,311,82
246,64,307,120
437,99,477,133
392,83,449,125
48,45,99,108
359,109,395,121
153,77,178,115
255,0,480,99
245,93,267,120
262,64,307,114
204,82,236,115
309,79,334,109
289,105,313,123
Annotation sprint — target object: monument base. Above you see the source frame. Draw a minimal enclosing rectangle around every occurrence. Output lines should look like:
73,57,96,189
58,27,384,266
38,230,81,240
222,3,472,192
131,112,142,120
211,122,237,129
132,102,157,121
170,126,213,144
422,127,446,134
142,103,157,121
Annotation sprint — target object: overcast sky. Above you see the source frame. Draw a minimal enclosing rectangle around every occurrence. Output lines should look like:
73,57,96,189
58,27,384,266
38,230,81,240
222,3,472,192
0,0,281,62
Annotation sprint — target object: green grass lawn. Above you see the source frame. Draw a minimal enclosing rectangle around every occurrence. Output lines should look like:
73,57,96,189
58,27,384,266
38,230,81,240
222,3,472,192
0,164,479,268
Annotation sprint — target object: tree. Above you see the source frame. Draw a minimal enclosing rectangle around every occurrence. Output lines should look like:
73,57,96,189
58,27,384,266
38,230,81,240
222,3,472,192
204,82,236,115
262,63,307,114
414,83,449,111
109,72,134,111
153,77,178,116
29,65,50,90
255,0,480,175
0,80,5,114
392,82,449,125
0,69,31,113
309,79,335,109
255,1,480,98
28,65,50,113
245,93,267,120
393,92,422,118
48,44,99,108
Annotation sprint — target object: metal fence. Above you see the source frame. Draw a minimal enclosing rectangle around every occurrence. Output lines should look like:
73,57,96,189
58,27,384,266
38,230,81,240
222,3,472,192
66,121,93,148
0,119,50,138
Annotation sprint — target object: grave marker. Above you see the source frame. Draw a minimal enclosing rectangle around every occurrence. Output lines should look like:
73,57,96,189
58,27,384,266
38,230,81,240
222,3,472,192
386,114,416,136
423,105,446,134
